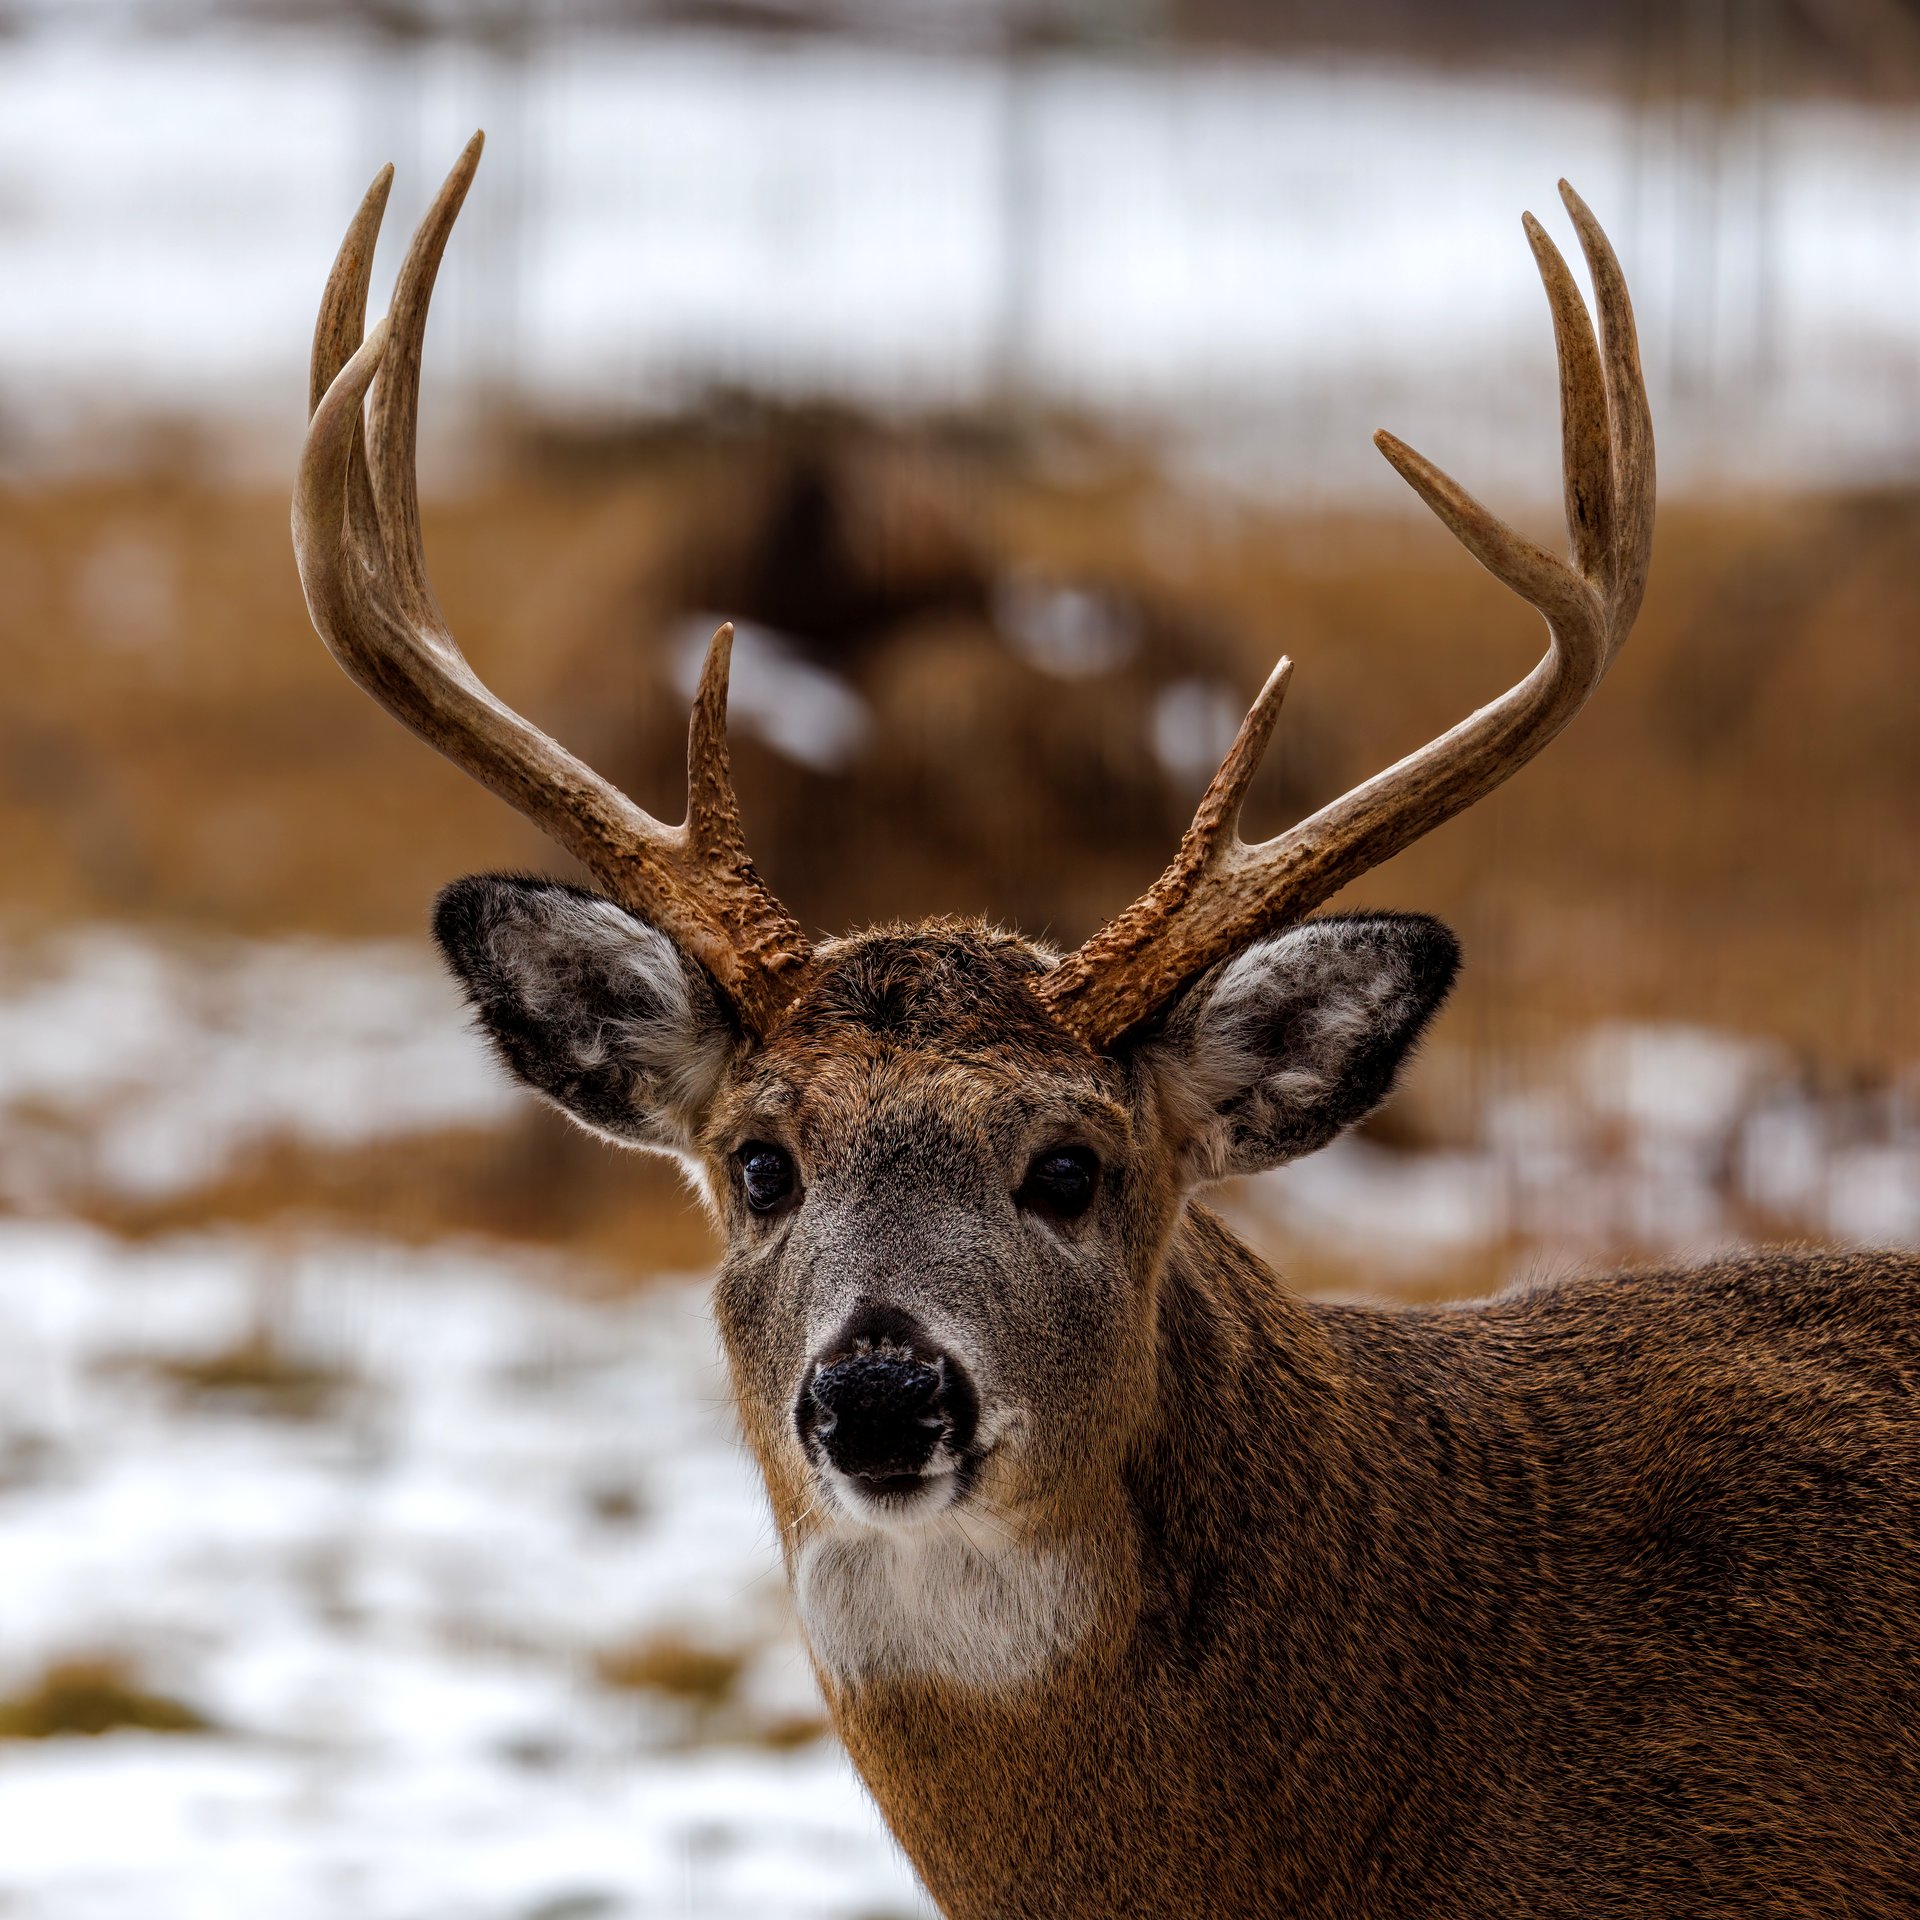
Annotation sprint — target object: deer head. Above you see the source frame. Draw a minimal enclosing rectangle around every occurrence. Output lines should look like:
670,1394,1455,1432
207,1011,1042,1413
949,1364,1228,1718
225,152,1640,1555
295,135,1652,1691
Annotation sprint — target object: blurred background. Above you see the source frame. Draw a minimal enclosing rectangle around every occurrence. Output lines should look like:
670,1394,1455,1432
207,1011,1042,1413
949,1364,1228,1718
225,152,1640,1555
4,1,1920,1915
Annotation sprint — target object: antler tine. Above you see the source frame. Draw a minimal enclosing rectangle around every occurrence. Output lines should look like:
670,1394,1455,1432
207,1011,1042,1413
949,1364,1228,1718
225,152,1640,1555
686,620,762,863
1020,661,1295,990
1037,187,1654,1048
365,131,480,628
308,163,392,558
1560,179,1654,644
293,140,812,1036
1525,210,1611,590
309,164,392,417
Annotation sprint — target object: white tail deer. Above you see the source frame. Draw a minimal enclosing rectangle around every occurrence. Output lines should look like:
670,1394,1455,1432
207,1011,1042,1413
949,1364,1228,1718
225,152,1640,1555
295,134,1920,1919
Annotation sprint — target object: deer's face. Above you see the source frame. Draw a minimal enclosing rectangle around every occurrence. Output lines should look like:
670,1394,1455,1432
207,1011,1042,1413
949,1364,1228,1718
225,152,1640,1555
313,143,1637,1697
435,878,1457,1682
700,933,1168,1541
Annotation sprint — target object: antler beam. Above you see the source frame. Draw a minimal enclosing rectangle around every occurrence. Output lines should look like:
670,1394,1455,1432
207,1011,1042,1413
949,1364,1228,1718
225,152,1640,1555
293,135,812,1035
1035,181,1655,1048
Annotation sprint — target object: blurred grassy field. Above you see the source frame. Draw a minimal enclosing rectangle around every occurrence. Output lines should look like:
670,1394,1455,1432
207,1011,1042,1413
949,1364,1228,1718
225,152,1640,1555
5,412,1918,1282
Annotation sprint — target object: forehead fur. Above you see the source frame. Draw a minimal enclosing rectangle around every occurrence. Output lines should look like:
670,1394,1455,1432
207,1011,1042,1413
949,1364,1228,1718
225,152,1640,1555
709,923,1122,1167
766,921,1093,1069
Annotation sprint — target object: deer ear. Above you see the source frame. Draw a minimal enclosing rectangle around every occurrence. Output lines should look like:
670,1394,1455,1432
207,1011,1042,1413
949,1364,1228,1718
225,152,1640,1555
1148,913,1459,1182
432,875,738,1156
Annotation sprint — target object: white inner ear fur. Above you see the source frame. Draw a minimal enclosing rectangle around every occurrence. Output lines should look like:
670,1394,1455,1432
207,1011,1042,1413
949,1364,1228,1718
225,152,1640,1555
1152,921,1426,1183
489,893,734,1158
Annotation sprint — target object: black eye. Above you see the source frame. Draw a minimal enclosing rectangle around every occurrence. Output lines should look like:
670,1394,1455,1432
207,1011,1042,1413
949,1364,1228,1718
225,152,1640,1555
1017,1145,1099,1221
737,1142,796,1214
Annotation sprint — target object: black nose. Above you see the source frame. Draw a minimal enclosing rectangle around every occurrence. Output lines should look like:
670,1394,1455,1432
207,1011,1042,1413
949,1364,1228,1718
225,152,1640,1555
805,1350,974,1481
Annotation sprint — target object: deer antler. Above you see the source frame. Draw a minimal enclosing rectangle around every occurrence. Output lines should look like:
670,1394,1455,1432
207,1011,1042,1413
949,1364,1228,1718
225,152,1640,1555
1036,182,1655,1047
293,134,812,1035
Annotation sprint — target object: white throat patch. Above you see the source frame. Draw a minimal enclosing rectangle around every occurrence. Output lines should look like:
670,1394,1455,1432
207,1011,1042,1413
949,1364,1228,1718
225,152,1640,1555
793,1512,1095,1692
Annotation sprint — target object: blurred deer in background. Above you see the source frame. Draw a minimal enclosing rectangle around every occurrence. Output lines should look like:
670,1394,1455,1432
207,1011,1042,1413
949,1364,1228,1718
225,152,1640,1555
295,136,1920,1919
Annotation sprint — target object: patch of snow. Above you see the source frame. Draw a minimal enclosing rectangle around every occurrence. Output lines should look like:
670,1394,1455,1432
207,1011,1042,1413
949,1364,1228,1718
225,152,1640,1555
1824,1144,1920,1248
1574,1023,1788,1149
1149,677,1243,785
0,29,1916,499
1242,1023,1920,1280
671,617,872,775
1737,1095,1830,1222
1244,1138,1505,1273
0,1219,931,1920
0,928,521,1203
994,576,1140,680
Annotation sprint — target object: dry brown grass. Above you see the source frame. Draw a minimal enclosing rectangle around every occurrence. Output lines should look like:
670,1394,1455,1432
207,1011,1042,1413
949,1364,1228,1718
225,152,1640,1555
79,1120,720,1279
593,1630,829,1750
0,1657,211,1740
135,1326,349,1422
593,1634,746,1704
5,414,1918,1268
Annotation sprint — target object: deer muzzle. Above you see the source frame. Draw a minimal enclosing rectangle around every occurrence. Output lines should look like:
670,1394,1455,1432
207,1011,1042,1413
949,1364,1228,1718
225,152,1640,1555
799,1314,981,1504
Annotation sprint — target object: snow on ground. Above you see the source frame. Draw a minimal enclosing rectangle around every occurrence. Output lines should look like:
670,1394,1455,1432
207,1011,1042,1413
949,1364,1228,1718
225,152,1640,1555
0,26,1917,497
5,928,1920,1914
0,1218,933,1920
0,926,518,1204
5,923,1920,1266
1238,1021,1920,1280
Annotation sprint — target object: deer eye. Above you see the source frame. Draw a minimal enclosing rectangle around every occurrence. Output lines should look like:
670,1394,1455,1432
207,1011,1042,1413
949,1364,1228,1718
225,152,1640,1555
737,1142,796,1214
1017,1146,1099,1221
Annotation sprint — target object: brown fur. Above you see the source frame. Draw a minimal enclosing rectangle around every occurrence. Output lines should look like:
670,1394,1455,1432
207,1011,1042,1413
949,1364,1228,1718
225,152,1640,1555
831,1223,1920,1916
434,904,1920,1915
336,151,1911,1913
717,933,1920,1919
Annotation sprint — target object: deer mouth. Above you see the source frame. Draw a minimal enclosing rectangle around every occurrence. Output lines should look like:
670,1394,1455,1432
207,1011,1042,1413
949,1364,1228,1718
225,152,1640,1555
850,1468,944,1501
820,1440,992,1528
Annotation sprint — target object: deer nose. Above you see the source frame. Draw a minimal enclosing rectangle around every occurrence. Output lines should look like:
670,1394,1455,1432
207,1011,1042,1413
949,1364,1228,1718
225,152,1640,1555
804,1350,975,1481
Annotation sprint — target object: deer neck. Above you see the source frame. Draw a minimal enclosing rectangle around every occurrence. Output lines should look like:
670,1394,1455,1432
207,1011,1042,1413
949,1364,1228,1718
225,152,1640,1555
817,1205,1450,1918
